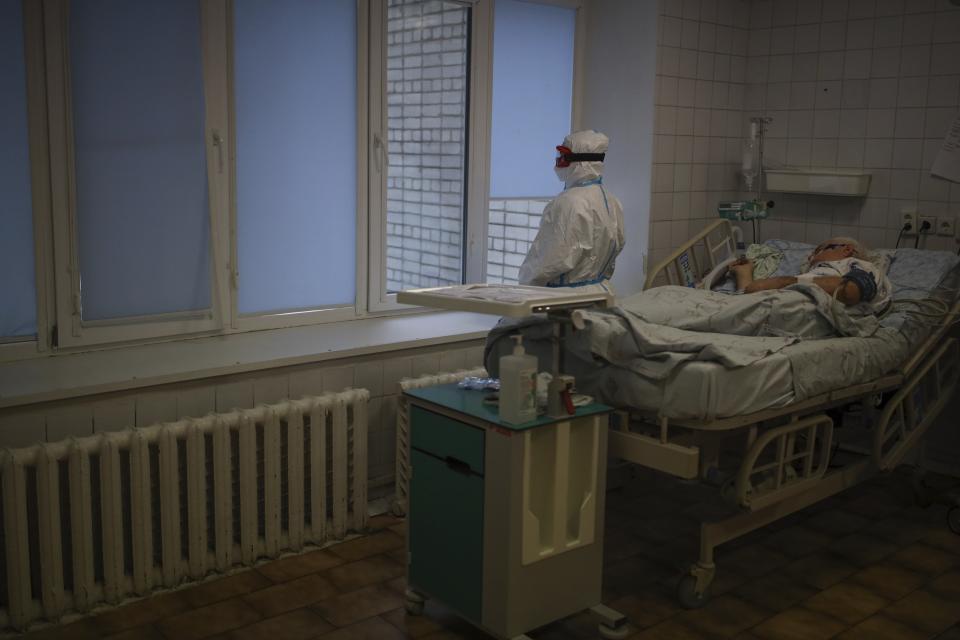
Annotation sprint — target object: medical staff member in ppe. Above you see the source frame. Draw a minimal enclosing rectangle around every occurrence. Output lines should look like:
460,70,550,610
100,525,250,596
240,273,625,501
519,130,625,294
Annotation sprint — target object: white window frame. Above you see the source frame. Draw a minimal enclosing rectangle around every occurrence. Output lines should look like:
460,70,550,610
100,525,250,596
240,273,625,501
225,0,370,332
42,0,228,348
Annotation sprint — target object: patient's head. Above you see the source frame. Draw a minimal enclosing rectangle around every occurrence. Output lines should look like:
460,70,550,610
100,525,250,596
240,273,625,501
807,237,867,265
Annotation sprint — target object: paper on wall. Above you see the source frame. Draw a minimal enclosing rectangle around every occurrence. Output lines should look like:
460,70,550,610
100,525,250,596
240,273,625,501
931,113,960,183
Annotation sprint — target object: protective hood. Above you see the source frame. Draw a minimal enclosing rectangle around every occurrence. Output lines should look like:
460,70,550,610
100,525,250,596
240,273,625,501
555,130,609,188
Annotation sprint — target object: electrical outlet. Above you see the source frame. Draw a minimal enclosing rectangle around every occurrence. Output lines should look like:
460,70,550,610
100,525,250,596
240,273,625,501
939,216,955,237
901,210,916,235
919,216,937,234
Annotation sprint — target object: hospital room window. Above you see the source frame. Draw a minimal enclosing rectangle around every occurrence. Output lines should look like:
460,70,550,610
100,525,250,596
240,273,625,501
486,0,576,285
64,0,215,326
0,1,37,341
233,0,357,317
383,0,470,293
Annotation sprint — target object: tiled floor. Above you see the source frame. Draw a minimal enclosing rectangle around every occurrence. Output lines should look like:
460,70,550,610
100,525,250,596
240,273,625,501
21,468,960,640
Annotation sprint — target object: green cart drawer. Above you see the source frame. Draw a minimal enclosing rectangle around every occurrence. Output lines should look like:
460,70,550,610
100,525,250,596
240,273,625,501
410,405,484,474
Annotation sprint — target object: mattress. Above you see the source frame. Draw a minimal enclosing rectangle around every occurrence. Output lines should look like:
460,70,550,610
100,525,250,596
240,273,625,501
485,243,960,422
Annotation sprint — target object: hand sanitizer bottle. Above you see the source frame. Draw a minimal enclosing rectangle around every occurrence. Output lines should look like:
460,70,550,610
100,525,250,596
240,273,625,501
499,335,538,424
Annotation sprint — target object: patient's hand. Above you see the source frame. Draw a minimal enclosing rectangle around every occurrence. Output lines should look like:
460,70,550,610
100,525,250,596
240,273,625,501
729,258,755,290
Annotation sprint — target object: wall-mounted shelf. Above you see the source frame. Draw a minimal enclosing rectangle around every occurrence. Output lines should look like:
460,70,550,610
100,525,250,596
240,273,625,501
765,168,871,196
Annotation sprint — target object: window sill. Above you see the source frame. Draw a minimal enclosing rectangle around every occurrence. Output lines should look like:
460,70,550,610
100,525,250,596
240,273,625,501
0,311,497,409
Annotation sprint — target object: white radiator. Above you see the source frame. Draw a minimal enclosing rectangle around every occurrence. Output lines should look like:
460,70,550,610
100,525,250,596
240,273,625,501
0,390,368,631
393,368,487,516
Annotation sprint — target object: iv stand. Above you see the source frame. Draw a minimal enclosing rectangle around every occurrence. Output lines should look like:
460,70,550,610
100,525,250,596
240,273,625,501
750,116,772,203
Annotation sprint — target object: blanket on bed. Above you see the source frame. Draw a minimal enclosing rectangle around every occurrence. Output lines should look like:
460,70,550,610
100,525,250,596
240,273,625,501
487,284,880,382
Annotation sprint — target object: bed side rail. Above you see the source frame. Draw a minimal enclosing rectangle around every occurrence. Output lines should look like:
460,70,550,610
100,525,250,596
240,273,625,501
734,414,834,511
644,220,739,290
874,337,959,471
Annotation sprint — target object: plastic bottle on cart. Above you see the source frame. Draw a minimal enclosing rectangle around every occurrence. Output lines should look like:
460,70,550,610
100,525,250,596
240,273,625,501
499,335,538,424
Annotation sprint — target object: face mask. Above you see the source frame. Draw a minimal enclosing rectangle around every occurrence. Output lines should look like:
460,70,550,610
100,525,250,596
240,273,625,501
555,165,572,182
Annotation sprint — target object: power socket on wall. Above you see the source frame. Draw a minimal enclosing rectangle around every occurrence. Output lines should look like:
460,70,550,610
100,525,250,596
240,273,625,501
919,216,937,234
901,210,917,235
938,216,955,237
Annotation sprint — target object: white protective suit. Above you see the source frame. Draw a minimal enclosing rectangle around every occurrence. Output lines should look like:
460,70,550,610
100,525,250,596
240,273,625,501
519,130,625,294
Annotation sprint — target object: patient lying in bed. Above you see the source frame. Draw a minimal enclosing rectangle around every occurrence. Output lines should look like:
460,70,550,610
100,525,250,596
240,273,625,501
730,237,891,315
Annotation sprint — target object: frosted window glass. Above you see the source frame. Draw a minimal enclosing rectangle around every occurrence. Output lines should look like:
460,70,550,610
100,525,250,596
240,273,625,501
234,0,357,314
0,2,37,338
490,0,575,198
70,0,211,321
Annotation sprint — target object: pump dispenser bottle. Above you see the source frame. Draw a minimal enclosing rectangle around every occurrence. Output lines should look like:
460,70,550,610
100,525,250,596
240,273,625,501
499,335,538,424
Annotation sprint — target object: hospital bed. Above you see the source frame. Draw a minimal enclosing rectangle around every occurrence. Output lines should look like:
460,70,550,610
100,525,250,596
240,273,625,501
485,219,960,608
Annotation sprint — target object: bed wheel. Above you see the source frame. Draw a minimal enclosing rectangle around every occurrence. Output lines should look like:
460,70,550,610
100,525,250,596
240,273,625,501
677,575,711,609
948,507,960,535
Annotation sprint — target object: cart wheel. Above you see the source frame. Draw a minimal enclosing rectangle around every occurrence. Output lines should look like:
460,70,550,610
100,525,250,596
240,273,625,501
598,622,631,640
405,589,425,615
677,575,710,609
948,507,960,535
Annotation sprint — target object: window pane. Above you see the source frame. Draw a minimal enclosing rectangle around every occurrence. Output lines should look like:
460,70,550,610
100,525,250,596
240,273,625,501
234,0,357,314
487,1,575,284
0,2,37,338
489,0,575,198
386,0,469,292
70,0,211,321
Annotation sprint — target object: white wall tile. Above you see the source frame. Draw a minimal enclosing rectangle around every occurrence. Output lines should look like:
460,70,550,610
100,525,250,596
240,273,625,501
787,138,813,165
875,0,904,16
681,19,700,49
683,0,700,20
839,109,868,137
790,81,817,108
846,19,875,50
410,353,440,378
47,404,94,441
841,79,871,108
843,49,872,79
136,390,178,427
873,16,902,47
869,78,899,108
289,368,324,400
176,386,216,419
894,108,925,138
676,135,695,162
822,0,849,22
849,0,876,19
927,75,960,107
890,170,921,199
773,0,798,25
679,49,699,78
770,27,796,55
932,10,960,43
837,139,866,167
819,21,846,51
925,106,958,138
700,22,718,51
661,46,681,76
215,381,254,413
0,411,46,449
870,46,901,77
902,13,934,45
677,107,696,134
811,139,838,165
752,0,773,28
794,24,821,53
382,356,412,395
864,139,893,167
892,139,923,169
93,398,136,433
322,365,356,393
663,16,683,47
769,54,794,81
652,192,674,220
896,76,928,108
437,350,467,375
765,82,792,109
253,374,288,405
818,51,845,79
930,43,960,75
814,110,841,137
698,52,716,80
701,0,718,23
899,45,931,77
788,109,814,137
815,80,843,108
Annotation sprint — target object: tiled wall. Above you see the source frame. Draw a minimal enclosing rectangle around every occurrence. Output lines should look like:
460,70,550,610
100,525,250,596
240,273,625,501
743,0,960,251
650,0,752,268
0,340,486,491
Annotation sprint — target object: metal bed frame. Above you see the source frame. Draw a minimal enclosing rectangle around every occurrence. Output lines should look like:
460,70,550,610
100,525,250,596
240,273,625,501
615,220,960,608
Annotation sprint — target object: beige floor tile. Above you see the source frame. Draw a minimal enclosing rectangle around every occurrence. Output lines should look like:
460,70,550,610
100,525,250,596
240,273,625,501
325,555,405,593
761,527,833,558
102,625,165,640
733,572,819,613
680,594,772,637
389,522,406,537
935,626,960,640
312,584,404,627
827,533,898,567
923,529,960,556
782,552,858,590
803,509,870,537
181,570,273,608
256,549,345,583
717,544,791,578
328,531,405,562
927,570,960,602
849,563,927,600
156,598,262,640
92,590,192,636
834,614,927,640
889,543,959,576
22,619,101,640
606,591,681,630
751,607,847,640
802,582,888,625
315,616,408,640
367,513,404,530
242,573,340,618
869,517,936,547
214,608,333,640
882,589,960,636
630,618,711,639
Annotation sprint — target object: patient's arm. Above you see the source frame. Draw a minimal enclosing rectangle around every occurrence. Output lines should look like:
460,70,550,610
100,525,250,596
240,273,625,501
742,275,862,305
